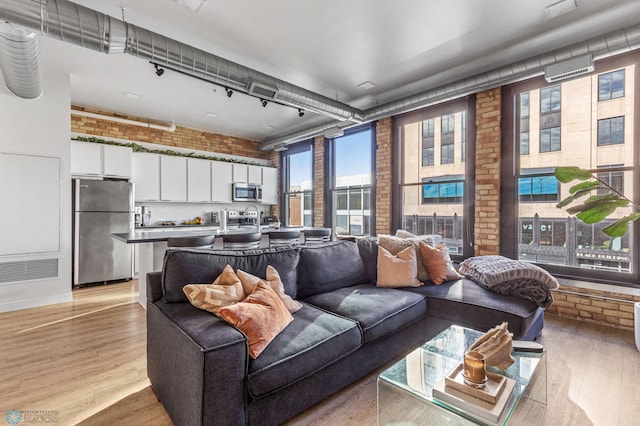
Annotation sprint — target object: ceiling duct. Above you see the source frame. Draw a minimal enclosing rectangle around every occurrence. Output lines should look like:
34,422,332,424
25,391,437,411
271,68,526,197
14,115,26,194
0,22,42,99
0,0,358,121
544,54,594,82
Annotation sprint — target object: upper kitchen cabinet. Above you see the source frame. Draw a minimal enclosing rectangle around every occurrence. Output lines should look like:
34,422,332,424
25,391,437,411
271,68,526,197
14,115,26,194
102,144,132,178
70,141,102,176
261,167,278,205
232,163,262,184
132,153,160,201
248,165,262,184
160,156,187,202
211,161,233,202
187,158,211,202
71,141,132,178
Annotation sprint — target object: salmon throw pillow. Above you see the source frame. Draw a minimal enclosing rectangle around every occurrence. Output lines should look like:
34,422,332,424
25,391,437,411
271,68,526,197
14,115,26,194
376,245,422,288
419,242,463,285
237,265,303,313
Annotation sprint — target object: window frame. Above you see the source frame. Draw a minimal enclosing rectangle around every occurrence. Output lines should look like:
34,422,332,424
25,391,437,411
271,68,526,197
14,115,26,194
597,116,625,146
501,52,640,287
280,140,314,227
598,69,625,101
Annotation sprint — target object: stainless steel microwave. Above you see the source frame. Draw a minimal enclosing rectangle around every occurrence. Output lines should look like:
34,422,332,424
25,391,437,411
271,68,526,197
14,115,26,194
232,183,262,202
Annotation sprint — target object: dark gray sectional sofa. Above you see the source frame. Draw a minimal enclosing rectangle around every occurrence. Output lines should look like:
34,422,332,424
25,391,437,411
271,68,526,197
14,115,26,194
146,239,544,425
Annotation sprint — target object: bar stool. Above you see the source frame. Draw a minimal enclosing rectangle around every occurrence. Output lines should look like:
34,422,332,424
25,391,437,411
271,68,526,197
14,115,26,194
167,235,216,249
269,229,300,247
222,232,262,250
303,228,331,245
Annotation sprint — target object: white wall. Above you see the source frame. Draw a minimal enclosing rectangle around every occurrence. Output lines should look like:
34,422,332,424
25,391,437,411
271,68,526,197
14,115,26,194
0,68,72,312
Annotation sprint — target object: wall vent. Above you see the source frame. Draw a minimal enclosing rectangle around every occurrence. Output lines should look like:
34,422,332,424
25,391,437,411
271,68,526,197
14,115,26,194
0,258,59,283
246,79,279,100
544,54,594,83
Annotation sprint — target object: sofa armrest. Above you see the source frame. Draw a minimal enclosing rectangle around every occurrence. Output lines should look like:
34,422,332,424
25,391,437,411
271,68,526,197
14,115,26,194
146,271,163,303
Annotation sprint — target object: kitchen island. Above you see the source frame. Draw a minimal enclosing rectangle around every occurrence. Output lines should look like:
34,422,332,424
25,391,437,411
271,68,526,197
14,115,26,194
113,225,291,307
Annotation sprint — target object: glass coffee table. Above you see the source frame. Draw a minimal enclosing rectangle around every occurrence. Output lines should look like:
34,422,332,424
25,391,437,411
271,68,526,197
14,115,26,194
377,325,546,425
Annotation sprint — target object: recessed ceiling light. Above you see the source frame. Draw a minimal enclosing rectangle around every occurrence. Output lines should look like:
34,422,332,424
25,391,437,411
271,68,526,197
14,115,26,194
545,0,577,19
174,0,207,13
123,92,141,99
357,81,376,90
204,112,217,118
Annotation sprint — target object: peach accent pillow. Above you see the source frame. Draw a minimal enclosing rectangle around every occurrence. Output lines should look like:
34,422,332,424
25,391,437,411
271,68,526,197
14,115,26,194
183,264,246,314
419,242,463,285
237,266,303,313
218,281,293,359
376,245,422,288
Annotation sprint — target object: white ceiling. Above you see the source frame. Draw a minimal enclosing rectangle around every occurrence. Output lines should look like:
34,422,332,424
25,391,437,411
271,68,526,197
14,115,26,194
22,0,640,143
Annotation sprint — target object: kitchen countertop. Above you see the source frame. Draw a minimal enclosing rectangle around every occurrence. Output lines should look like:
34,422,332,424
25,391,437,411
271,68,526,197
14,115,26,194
113,225,296,244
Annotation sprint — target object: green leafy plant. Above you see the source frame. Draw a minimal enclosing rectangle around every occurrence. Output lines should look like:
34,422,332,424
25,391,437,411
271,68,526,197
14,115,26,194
555,166,640,237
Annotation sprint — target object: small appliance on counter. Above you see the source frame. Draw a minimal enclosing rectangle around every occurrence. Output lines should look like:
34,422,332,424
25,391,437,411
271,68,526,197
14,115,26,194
134,206,142,227
263,215,281,228
141,206,152,226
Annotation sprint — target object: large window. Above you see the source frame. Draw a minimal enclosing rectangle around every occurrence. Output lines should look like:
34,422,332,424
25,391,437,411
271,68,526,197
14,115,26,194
330,125,374,237
281,141,313,227
503,55,638,285
422,119,435,166
395,97,475,260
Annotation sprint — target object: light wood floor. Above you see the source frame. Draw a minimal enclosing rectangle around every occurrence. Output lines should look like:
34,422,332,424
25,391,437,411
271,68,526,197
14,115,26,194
1,281,638,426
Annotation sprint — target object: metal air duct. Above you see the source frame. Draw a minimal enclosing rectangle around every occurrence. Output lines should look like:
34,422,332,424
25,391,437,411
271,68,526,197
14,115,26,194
260,22,640,150
0,21,42,99
0,0,358,121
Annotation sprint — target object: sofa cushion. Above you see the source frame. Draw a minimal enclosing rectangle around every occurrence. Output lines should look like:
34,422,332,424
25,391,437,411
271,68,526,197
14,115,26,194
304,284,426,343
296,241,367,299
247,303,361,398
356,237,379,284
218,282,294,359
161,247,300,303
376,245,421,288
404,278,541,338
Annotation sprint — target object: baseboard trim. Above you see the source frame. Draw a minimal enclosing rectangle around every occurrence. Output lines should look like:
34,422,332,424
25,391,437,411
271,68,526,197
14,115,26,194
0,292,73,313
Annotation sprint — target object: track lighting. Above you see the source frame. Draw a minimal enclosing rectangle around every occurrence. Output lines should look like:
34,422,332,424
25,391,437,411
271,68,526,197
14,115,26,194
261,99,268,108
225,87,233,98
298,108,305,117
153,63,165,77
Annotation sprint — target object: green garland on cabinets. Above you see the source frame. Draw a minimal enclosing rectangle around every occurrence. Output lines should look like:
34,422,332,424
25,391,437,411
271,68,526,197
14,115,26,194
72,136,265,166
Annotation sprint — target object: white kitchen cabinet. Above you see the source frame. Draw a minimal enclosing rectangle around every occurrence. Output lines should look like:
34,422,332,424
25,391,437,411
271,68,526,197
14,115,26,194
248,165,262,184
211,161,233,202
160,155,187,201
102,144,132,178
133,153,160,201
70,141,102,176
261,167,278,205
187,158,211,202
232,163,249,182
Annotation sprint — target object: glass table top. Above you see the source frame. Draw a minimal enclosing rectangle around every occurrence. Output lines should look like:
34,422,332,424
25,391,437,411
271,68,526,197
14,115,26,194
378,325,546,425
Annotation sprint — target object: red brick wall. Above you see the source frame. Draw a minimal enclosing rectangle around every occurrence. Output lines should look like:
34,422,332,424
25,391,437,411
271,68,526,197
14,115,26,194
313,135,325,227
375,118,392,235
474,89,502,256
71,106,264,160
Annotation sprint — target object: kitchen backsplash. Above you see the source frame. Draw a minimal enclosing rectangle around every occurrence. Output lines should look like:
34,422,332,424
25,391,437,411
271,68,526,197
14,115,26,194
135,202,271,226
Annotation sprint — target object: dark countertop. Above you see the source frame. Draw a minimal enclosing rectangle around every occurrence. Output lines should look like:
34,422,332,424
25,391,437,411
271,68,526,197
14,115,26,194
113,226,299,244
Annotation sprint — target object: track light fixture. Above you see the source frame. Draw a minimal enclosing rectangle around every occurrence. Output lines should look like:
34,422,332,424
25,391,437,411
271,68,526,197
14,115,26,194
261,99,268,108
225,87,233,98
298,108,305,117
153,63,165,77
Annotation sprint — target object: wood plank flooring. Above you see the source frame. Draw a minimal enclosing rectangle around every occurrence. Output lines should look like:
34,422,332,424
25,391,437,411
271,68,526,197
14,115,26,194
0,281,638,425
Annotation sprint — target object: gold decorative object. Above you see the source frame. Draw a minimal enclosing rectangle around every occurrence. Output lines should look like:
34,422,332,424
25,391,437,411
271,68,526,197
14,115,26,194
469,322,515,370
462,350,487,388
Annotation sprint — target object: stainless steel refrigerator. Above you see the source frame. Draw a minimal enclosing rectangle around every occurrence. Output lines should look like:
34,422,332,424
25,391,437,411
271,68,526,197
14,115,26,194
73,179,134,286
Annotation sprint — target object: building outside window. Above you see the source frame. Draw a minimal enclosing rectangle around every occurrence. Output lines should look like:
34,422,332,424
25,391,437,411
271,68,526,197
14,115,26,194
539,85,561,153
395,98,474,259
422,119,435,166
520,92,530,155
330,126,374,237
441,114,455,164
281,142,313,227
598,69,625,101
597,116,624,146
503,56,637,284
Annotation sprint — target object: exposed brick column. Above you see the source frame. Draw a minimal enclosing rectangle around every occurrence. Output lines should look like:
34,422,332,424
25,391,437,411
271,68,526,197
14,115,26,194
474,89,502,255
376,118,392,236
313,135,325,227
